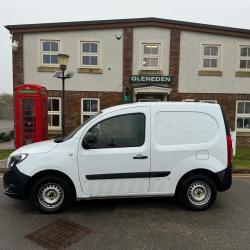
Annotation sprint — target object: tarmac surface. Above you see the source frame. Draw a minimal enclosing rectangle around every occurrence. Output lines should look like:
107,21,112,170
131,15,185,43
0,176,250,250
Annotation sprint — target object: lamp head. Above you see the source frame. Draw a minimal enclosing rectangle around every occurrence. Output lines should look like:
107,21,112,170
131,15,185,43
58,54,69,70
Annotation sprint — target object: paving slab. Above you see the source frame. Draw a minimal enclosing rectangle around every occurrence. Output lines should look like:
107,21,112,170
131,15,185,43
0,158,8,170
0,139,15,149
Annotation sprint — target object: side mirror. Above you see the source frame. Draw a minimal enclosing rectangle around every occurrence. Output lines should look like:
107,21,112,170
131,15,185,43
83,132,97,148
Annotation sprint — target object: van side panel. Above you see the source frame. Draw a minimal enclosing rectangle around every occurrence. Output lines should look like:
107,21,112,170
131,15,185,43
155,111,218,145
149,103,227,194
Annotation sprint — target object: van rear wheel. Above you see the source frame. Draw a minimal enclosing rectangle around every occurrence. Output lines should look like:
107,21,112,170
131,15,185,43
30,175,72,213
178,174,217,211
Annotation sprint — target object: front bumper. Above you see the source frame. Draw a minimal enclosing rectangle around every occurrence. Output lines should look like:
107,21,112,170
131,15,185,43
216,167,232,192
3,165,30,200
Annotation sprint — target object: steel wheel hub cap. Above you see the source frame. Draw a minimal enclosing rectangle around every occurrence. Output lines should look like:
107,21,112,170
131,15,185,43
38,183,64,209
187,181,211,206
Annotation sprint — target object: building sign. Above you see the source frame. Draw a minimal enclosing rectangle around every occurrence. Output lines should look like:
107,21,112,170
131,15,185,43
130,75,172,84
19,89,38,94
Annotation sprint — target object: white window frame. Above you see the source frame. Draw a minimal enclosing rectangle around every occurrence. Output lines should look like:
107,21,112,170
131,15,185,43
201,44,222,71
40,40,60,66
80,41,100,68
141,43,161,70
238,45,250,71
81,98,100,123
235,100,250,132
48,97,61,130
200,100,218,104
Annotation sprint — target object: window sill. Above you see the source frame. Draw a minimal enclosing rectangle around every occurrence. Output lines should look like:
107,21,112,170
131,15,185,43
198,70,223,76
48,129,62,135
139,69,163,75
235,71,250,77
77,68,103,74
236,130,250,134
38,66,60,72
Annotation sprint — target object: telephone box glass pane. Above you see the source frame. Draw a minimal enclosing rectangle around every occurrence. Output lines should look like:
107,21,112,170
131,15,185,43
21,98,36,145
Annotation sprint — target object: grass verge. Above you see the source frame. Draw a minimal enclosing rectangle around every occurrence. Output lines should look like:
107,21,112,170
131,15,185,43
0,149,14,160
233,147,250,169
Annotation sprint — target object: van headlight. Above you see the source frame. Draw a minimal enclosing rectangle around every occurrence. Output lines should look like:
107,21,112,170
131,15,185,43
8,153,28,168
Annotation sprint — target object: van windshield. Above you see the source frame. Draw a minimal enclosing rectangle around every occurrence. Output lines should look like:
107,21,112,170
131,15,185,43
54,111,102,143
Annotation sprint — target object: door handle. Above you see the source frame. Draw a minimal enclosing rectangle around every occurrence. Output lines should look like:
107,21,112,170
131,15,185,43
133,154,148,159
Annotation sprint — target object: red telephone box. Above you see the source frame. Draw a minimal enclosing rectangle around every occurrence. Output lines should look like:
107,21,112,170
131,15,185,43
15,84,48,148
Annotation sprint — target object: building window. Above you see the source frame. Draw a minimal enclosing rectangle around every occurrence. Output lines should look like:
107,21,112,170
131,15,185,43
202,44,221,70
200,100,218,104
48,98,61,130
81,98,100,122
80,42,100,68
236,101,250,131
41,40,59,65
239,46,250,70
141,43,161,69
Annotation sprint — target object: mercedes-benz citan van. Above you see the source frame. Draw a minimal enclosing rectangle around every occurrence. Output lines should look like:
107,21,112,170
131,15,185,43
3,102,232,213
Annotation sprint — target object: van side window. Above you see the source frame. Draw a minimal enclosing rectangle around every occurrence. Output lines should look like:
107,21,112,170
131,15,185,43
86,113,145,149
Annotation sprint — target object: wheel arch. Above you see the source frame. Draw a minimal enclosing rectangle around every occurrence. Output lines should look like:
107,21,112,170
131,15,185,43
26,169,77,200
175,168,221,194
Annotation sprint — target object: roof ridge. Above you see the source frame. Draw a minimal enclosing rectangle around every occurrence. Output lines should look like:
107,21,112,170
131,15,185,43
5,17,250,37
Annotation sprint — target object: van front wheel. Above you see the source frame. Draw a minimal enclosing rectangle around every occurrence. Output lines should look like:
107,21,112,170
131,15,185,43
30,176,72,213
178,174,217,211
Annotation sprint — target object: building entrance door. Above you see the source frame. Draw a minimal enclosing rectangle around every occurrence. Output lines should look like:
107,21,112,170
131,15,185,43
136,94,166,102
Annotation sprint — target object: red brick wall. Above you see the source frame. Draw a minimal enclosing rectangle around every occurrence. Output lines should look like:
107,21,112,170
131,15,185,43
12,32,24,147
123,27,133,97
48,90,123,134
12,33,24,90
237,135,250,147
168,29,181,101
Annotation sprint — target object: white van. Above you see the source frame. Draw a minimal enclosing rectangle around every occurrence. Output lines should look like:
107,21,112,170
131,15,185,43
3,102,232,213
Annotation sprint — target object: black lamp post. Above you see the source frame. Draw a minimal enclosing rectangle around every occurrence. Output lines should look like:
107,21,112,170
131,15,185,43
57,54,70,137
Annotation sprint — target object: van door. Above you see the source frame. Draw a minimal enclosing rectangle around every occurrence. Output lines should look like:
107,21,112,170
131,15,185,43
78,106,150,197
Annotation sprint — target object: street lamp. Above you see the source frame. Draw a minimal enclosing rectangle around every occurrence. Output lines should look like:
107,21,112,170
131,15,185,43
58,54,69,71
54,54,73,137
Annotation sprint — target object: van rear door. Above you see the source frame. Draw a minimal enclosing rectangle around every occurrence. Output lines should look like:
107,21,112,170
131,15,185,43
149,104,221,194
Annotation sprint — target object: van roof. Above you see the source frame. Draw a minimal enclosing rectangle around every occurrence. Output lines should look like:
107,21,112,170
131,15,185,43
102,102,220,113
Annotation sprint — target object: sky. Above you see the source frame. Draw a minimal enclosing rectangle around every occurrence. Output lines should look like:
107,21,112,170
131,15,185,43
0,0,250,94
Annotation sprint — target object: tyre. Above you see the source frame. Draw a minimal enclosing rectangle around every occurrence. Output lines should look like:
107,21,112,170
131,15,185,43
30,175,73,213
178,174,217,211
